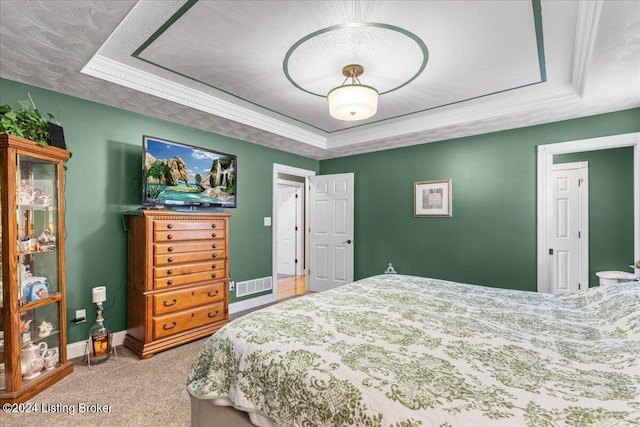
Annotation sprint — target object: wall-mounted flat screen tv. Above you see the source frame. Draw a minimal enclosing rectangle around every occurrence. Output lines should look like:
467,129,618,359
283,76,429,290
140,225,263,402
142,135,236,208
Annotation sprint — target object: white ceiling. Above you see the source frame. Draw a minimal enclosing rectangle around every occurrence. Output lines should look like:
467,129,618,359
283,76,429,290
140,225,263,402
1,0,638,160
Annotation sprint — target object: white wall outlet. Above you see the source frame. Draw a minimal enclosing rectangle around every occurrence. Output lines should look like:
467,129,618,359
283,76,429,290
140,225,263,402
75,309,86,323
263,217,272,226
229,281,235,291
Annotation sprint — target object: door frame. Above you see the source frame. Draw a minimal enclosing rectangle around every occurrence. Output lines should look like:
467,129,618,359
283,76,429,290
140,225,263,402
272,164,316,298
537,132,640,293
276,179,304,276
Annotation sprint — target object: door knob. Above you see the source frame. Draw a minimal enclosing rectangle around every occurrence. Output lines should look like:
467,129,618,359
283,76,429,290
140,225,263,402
346,239,353,244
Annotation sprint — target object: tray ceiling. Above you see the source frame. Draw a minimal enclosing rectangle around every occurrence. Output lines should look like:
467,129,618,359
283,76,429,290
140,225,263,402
1,0,639,159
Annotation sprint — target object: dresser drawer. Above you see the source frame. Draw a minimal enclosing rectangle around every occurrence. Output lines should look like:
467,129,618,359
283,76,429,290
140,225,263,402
154,249,226,266
154,260,226,278
155,240,225,255
154,269,227,290
154,229,224,242
153,302,226,340
153,282,225,315
154,219,225,232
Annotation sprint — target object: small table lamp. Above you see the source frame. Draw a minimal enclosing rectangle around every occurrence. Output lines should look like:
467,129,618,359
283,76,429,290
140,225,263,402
87,286,111,365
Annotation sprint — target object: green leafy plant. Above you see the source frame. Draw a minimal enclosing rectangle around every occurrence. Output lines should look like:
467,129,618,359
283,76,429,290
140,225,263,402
0,100,57,147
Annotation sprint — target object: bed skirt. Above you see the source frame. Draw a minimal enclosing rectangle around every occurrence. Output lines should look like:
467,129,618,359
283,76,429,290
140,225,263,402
190,395,256,426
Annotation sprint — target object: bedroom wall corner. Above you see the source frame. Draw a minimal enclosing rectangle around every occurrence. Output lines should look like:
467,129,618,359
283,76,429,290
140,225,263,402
319,108,640,292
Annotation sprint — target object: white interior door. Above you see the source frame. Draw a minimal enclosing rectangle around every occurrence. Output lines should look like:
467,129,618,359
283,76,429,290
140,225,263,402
309,173,354,292
277,183,299,276
548,162,588,293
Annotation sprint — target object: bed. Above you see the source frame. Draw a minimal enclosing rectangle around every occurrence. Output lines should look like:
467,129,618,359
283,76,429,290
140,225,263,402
187,274,640,426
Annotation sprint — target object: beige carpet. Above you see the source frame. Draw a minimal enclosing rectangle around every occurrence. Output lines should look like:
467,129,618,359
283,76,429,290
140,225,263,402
3,298,301,426
3,337,209,426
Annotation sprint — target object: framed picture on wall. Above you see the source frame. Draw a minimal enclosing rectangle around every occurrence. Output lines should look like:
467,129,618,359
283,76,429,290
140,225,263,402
414,179,452,217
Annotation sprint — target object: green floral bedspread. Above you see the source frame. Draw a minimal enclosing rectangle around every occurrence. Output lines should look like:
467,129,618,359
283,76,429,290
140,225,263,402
187,274,640,426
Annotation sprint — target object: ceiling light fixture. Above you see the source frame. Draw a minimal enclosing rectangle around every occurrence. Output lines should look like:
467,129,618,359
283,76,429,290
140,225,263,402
327,64,378,121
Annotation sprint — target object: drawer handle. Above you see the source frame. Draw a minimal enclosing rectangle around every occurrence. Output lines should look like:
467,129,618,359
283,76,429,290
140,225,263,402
211,264,217,269
212,253,217,259
168,247,173,252
208,290,219,297
167,224,173,229
211,273,217,279
167,280,173,286
208,311,219,318
211,224,217,229
167,234,173,240
167,269,173,275
168,257,174,263
163,321,177,330
212,244,217,249
163,298,177,307
211,232,217,238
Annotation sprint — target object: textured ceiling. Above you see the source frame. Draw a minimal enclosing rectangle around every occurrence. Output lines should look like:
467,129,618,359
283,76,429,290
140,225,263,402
1,0,639,160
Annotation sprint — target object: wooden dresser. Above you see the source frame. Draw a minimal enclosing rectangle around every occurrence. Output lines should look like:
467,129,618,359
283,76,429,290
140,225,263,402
123,210,230,359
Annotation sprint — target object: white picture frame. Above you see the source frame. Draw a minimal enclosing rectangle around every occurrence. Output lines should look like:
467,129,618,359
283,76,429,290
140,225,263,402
414,179,452,217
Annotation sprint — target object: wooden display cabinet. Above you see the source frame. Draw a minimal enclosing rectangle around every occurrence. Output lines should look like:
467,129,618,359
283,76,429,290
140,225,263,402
0,135,73,403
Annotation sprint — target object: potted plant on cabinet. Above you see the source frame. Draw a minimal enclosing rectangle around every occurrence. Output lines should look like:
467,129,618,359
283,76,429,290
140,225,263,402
0,98,66,149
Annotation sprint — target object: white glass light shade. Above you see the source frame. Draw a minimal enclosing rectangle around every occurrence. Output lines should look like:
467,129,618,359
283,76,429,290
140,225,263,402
327,84,379,121
92,286,106,303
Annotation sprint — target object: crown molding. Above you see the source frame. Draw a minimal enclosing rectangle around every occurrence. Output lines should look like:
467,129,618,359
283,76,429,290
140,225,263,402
325,84,580,149
571,0,604,96
81,55,328,149
79,0,612,154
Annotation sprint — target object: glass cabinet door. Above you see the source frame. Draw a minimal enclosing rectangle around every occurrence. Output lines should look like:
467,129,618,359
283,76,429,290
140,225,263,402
16,154,62,383
17,155,60,304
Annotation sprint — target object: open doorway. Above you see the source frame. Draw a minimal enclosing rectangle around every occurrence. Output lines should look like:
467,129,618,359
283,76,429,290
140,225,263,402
537,132,640,293
276,177,305,300
272,164,316,301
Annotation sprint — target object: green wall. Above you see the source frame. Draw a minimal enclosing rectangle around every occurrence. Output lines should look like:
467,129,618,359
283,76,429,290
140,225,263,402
554,147,634,286
2,76,638,344
320,108,640,291
1,78,318,344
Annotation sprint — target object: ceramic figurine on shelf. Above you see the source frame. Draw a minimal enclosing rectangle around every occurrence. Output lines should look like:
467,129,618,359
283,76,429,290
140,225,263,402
18,180,35,205
21,342,47,379
38,321,54,337
21,276,49,301
36,194,52,206
20,318,32,333
37,229,56,244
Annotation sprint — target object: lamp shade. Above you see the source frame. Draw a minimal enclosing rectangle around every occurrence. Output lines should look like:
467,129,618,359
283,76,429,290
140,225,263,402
327,84,379,121
92,286,106,304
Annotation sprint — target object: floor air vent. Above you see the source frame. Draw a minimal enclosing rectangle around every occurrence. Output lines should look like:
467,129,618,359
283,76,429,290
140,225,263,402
236,276,273,297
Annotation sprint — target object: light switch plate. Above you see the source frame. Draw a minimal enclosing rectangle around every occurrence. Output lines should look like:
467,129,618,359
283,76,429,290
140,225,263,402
264,217,271,226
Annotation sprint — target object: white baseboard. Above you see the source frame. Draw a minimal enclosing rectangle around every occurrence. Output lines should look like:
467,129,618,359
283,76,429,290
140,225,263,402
67,330,127,360
229,293,276,314
66,295,275,359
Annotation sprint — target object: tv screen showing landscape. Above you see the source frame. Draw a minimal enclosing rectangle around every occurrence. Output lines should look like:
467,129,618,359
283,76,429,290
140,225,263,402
143,135,236,208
